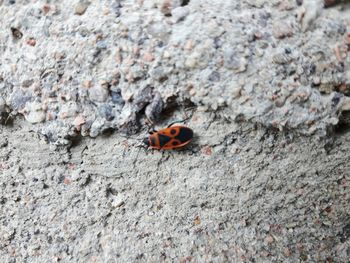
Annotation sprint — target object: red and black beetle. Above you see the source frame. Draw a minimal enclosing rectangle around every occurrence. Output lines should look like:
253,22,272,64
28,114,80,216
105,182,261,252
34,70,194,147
143,124,193,150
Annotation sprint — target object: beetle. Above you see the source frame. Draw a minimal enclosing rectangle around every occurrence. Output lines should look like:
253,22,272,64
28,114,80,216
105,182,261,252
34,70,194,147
143,124,194,150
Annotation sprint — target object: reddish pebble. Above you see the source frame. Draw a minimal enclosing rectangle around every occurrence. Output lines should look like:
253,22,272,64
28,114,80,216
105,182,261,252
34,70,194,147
284,248,292,257
26,38,36,46
324,206,332,213
143,52,154,62
202,146,212,156
194,215,201,225
265,235,274,244
179,256,192,263
67,163,77,170
63,177,71,185
42,4,50,14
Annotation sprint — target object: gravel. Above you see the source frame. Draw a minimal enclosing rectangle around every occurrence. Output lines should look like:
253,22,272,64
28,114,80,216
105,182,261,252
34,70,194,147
0,0,349,144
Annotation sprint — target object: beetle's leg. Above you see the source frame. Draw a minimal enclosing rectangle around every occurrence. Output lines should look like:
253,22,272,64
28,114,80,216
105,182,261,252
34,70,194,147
183,106,196,118
157,150,171,166
148,128,157,134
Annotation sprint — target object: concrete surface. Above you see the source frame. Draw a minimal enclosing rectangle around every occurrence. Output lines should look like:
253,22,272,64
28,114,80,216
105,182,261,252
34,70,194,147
1,116,350,262
1,0,350,262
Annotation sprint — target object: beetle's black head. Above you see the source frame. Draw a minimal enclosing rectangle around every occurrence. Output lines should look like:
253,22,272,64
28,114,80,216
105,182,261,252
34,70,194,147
143,137,150,146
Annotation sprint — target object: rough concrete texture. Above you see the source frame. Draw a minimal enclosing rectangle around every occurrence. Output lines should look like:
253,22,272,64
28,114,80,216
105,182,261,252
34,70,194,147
1,117,350,263
1,0,350,262
1,0,350,143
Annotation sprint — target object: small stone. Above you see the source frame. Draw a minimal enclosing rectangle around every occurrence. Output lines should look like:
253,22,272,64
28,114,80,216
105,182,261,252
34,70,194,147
23,101,46,123
73,115,86,127
208,71,220,82
75,1,90,15
25,110,46,124
160,0,183,16
112,197,125,208
319,83,334,94
328,117,338,125
150,67,167,81
278,0,294,10
42,4,51,14
312,76,321,86
171,6,189,23
217,97,225,106
185,56,197,69
22,79,34,88
26,38,36,46
90,118,105,137
122,90,133,102
272,53,292,64
201,146,212,156
338,83,350,94
63,177,71,185
297,1,323,32
111,89,125,106
143,52,154,62
224,49,247,72
283,248,292,257
194,215,201,225
82,80,93,88
273,21,293,39
232,87,242,98
89,86,109,102
145,91,164,122
275,96,286,107
340,97,350,111
184,40,194,51
99,104,115,121
265,235,274,244
133,86,153,112
189,88,196,96
147,22,168,40
163,51,171,58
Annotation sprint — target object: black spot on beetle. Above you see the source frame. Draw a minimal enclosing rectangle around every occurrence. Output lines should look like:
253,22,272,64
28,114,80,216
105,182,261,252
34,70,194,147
170,129,176,135
158,134,171,147
175,127,193,142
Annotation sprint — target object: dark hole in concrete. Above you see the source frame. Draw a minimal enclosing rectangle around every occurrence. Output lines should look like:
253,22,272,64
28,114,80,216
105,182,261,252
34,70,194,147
0,112,15,126
101,127,115,137
69,134,83,148
335,111,350,135
182,0,190,6
159,97,196,123
334,121,350,135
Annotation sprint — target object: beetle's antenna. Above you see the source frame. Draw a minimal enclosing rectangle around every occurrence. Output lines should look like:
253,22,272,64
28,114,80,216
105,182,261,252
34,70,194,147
166,116,192,128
